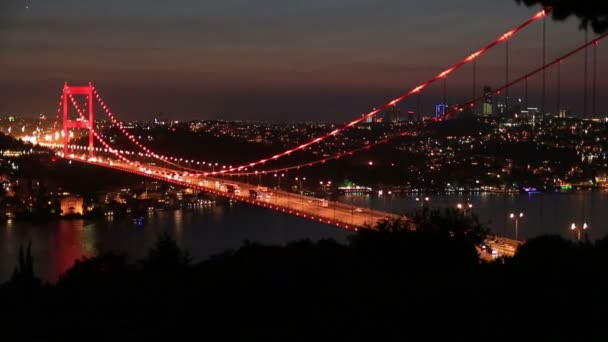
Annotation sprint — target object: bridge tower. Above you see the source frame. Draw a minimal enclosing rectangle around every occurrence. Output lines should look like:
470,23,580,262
63,83,94,156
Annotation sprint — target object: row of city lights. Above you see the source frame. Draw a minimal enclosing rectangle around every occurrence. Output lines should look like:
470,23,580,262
43,142,152,156
42,141,227,166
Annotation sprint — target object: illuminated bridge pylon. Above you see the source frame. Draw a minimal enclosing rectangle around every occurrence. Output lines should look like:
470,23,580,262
63,82,94,156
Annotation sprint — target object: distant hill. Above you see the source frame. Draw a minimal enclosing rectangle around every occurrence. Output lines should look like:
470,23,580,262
427,117,493,137
0,133,30,150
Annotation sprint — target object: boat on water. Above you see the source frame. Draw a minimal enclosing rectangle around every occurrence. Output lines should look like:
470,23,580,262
133,216,145,226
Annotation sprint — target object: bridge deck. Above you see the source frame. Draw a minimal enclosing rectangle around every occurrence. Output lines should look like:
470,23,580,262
65,155,521,258
67,156,402,230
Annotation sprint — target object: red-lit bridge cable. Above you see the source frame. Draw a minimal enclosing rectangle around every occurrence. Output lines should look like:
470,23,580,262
67,93,131,164
89,9,549,175
90,85,207,170
50,91,64,141
65,90,133,164
57,32,603,177
93,84,274,172
219,33,606,177
211,8,549,174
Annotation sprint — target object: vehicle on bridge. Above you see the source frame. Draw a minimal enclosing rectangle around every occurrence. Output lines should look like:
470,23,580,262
225,183,240,195
167,172,181,180
248,188,271,201
256,187,273,201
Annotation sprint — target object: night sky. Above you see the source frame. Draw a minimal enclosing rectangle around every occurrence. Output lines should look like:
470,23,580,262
1,0,605,121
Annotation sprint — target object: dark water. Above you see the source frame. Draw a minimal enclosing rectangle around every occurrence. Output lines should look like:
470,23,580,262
0,204,348,283
1,191,606,282
349,190,608,240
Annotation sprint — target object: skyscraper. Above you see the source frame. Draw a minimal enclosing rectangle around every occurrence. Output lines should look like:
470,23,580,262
482,86,493,116
497,101,507,115
435,104,447,118
407,111,415,121
383,105,402,123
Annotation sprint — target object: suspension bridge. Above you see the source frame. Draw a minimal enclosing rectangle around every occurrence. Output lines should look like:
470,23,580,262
32,7,605,238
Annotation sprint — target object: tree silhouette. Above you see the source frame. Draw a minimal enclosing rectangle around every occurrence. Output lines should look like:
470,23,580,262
7,218,608,339
410,207,489,245
515,0,608,33
58,253,130,289
141,232,191,273
10,241,40,290
350,216,481,271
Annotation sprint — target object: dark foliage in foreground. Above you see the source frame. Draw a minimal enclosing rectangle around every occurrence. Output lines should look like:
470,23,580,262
1,227,608,341
516,0,608,33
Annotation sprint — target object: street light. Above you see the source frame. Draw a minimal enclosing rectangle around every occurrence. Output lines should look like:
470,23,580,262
295,177,306,210
320,180,332,192
509,212,524,241
571,222,588,241
295,177,306,192
456,201,473,217
415,196,430,209
274,173,284,189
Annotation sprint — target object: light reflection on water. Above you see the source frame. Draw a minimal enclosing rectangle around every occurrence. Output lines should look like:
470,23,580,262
344,190,608,240
0,205,348,283
0,191,605,283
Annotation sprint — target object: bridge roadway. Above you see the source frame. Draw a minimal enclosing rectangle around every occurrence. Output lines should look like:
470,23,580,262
65,155,402,230
63,154,521,258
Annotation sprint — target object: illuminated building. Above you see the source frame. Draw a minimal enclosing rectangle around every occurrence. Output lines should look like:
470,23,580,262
483,86,493,116
435,104,447,118
497,101,507,115
596,171,608,188
60,195,84,216
383,105,402,122
407,111,416,121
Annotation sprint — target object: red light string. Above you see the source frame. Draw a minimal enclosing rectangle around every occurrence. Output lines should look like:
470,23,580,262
91,85,205,170
50,91,63,140
65,90,132,164
219,33,606,177
55,28,601,181
213,8,549,174
87,9,549,176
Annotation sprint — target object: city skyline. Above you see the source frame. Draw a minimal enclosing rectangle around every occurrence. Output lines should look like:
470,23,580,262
1,0,606,121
